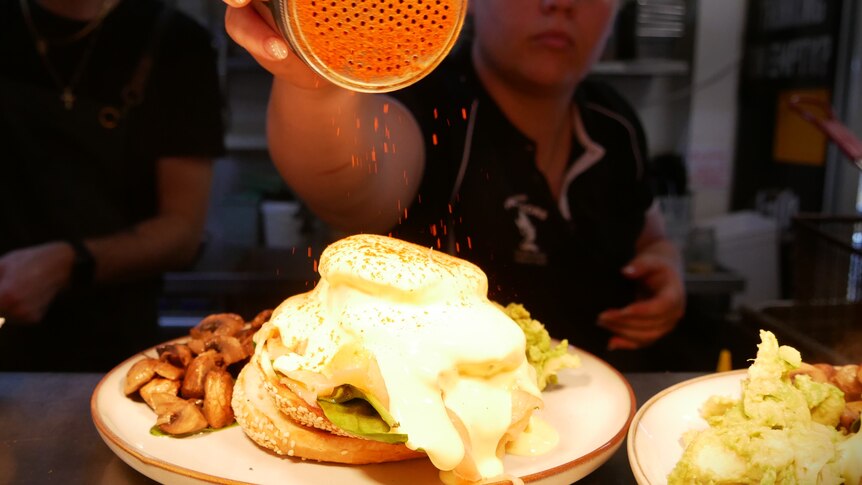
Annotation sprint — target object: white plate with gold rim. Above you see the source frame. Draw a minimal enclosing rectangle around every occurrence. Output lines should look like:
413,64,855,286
626,370,747,485
92,342,635,484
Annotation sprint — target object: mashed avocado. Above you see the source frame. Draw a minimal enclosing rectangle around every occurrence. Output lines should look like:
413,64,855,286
502,303,580,390
668,330,861,484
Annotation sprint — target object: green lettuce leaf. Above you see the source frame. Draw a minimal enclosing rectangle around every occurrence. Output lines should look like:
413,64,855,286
317,385,408,444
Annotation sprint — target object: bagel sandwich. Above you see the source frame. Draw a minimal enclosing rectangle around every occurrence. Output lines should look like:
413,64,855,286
232,234,553,483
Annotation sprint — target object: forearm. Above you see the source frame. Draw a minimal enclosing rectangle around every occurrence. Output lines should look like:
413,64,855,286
636,203,683,271
636,238,683,272
84,215,203,283
267,78,424,233
86,155,212,283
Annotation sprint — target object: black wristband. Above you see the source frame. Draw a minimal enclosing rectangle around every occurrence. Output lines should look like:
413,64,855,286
66,239,95,286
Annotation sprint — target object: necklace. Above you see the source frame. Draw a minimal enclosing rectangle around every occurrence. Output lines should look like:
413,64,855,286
19,0,116,110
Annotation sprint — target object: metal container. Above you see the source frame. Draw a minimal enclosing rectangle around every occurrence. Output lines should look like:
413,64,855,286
793,215,862,303
253,0,467,93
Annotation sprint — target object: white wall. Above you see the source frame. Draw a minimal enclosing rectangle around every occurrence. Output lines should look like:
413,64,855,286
602,75,694,157
600,1,747,220
685,0,747,221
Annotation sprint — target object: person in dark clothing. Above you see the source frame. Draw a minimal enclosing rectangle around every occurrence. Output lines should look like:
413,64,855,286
0,0,225,371
219,0,684,368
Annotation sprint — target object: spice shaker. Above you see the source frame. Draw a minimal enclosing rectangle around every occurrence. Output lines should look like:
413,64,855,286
252,0,468,93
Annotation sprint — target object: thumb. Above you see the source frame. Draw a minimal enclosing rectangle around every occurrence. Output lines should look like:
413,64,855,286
620,260,650,279
607,335,640,351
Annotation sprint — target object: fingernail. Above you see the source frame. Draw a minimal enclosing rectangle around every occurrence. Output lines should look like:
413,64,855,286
622,265,636,275
266,37,289,60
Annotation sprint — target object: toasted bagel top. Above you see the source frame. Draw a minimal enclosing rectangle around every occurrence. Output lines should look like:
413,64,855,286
317,234,487,303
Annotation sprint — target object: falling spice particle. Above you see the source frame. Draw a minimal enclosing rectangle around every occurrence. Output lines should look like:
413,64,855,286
432,134,438,145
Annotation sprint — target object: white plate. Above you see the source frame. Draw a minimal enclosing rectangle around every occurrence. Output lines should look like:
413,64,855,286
91,343,635,485
627,370,747,485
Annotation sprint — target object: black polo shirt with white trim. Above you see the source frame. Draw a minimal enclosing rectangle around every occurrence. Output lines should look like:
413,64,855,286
391,46,653,356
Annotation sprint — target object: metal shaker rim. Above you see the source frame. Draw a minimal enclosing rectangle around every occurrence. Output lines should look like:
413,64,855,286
256,0,468,93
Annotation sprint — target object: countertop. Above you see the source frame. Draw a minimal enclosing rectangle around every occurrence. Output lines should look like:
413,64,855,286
0,371,703,485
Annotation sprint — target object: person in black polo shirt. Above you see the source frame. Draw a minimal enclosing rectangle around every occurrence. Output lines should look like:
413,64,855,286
222,0,685,369
0,0,225,371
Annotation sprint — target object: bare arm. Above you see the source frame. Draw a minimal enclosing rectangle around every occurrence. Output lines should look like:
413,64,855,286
86,156,213,282
598,203,686,350
225,4,425,233
634,202,684,271
0,156,212,322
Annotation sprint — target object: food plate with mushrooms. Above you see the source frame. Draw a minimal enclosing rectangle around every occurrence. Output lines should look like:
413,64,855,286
91,338,635,484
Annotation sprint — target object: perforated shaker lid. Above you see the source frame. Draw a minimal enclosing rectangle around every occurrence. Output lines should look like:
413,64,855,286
267,0,467,92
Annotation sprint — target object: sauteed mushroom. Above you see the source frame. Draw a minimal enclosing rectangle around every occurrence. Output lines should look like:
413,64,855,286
123,358,159,395
203,369,235,428
123,309,275,436
181,350,223,399
833,365,862,401
157,343,194,368
840,401,862,431
250,309,273,330
152,394,209,435
794,361,862,432
205,335,247,366
190,313,244,340
140,378,181,410
789,362,830,384
154,361,185,380
186,338,207,355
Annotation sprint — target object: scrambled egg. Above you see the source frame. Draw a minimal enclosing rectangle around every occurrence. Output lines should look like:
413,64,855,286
668,330,862,484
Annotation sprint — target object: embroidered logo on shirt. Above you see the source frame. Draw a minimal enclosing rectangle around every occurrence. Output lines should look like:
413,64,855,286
504,195,548,265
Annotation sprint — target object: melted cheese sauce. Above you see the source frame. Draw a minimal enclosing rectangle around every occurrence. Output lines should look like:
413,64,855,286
506,415,559,456
262,235,544,482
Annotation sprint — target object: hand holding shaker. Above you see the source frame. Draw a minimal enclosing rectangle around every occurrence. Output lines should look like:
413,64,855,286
251,0,468,92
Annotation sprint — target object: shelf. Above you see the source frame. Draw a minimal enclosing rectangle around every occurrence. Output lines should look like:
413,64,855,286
591,59,690,77
225,133,268,151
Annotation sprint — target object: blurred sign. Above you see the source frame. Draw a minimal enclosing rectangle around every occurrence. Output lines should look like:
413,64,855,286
772,88,830,166
731,0,843,212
